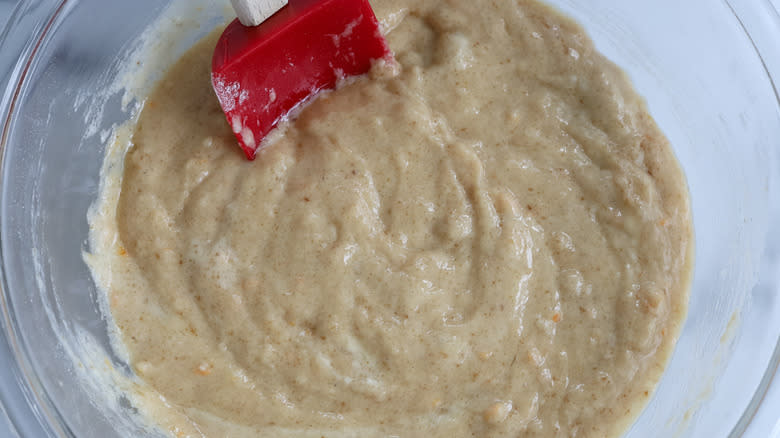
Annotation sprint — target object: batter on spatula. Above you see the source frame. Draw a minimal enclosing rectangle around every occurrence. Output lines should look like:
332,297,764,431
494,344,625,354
88,0,693,436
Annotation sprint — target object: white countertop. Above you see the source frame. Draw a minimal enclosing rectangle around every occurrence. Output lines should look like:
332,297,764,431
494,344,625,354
0,1,11,30
0,1,19,434
0,9,19,437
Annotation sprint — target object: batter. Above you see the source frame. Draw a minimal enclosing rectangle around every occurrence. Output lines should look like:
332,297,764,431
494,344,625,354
88,0,694,436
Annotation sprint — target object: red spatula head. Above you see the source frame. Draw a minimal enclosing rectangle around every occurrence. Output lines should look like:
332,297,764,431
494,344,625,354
212,0,392,160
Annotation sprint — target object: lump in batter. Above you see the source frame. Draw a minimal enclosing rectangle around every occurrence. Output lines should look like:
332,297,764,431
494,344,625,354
88,0,693,436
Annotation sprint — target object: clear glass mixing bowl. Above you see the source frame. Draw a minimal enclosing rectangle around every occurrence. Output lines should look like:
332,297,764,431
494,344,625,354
0,0,778,436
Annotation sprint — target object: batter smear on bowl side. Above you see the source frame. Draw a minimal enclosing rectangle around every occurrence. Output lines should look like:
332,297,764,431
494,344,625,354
88,0,694,436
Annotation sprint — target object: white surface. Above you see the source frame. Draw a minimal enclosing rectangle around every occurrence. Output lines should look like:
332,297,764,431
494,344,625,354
1,2,21,437
1,1,32,436
0,1,13,30
744,12,780,438
1,1,24,433
736,0,780,434
0,3,20,437
230,0,287,26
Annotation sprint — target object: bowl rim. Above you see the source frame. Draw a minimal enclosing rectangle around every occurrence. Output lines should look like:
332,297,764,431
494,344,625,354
721,0,780,434
0,2,80,436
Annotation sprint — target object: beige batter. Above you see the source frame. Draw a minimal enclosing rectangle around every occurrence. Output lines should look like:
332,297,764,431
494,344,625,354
89,0,693,436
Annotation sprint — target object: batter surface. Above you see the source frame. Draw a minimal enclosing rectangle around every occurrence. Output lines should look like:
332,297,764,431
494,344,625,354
89,0,693,436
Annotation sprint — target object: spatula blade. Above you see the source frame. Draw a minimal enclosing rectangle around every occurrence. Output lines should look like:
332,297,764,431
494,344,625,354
212,0,392,160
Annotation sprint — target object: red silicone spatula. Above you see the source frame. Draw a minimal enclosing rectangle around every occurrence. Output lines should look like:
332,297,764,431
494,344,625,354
212,0,393,160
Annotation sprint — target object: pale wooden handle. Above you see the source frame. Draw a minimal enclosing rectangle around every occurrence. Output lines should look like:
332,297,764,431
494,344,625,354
230,0,289,26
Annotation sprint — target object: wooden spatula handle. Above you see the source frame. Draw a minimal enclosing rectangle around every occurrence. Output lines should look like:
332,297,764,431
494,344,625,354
230,0,289,26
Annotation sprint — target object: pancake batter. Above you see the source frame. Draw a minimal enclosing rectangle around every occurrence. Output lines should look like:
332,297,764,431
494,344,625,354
88,0,694,436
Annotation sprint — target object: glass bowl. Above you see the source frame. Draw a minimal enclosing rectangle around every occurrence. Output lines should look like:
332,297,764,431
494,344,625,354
0,0,778,436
